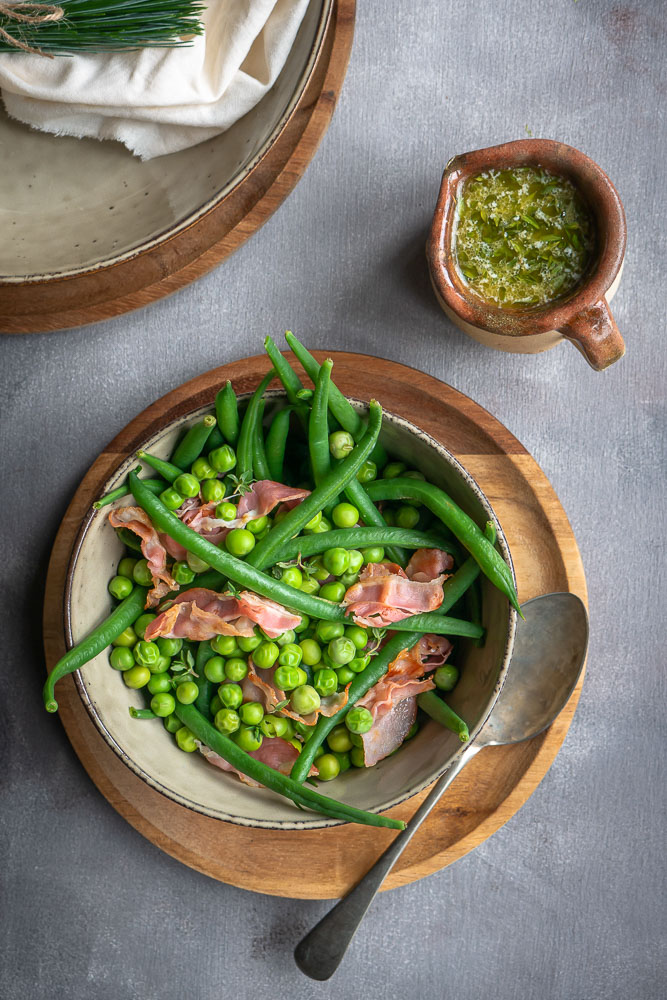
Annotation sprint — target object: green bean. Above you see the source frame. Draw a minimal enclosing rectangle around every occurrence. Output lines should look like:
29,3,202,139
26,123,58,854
237,369,276,479
136,451,183,484
246,400,383,571
215,381,240,447
390,615,484,639
366,480,519,613
309,359,333,487
128,472,346,622
207,425,225,451
43,586,148,713
93,469,165,509
465,576,485,647
174,702,404,829
171,414,217,470
129,707,157,719
343,478,405,566
276,526,455,562
417,690,469,742
290,631,421,783
194,640,216,719
265,406,293,482
264,335,307,406
252,400,271,481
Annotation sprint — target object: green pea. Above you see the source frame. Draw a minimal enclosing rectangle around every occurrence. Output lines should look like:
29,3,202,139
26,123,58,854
299,639,321,666
360,546,385,564
172,561,196,585
210,694,222,716
239,701,264,726
150,692,176,717
163,714,182,734
345,706,374,734
215,501,238,521
396,504,420,529
299,578,320,595
134,613,157,640
336,666,355,685
314,668,338,698
350,746,366,767
294,614,310,634
157,637,182,658
203,656,226,683
133,640,160,668
222,657,247,682
348,655,370,673
147,672,172,694
319,581,346,602
327,725,353,753
175,726,197,752
348,732,364,747
211,635,240,657
159,487,185,511
313,744,325,760
208,444,237,475
328,637,356,665
339,571,359,589
383,508,396,526
132,559,154,587
356,460,377,484
253,641,279,670
191,457,216,480
281,566,303,588
347,549,364,574
344,625,368,650
176,680,199,705
278,643,303,668
112,625,138,648
225,528,256,556
108,575,133,600
117,557,137,579
434,664,460,691
329,430,355,460
323,547,350,577
310,516,332,535
123,665,151,689
333,750,351,774
273,664,301,691
214,708,240,734
260,714,288,739
109,646,134,671
404,470,426,480
290,685,321,716
186,552,210,573
302,510,322,531
275,629,297,647
174,473,200,498
246,515,269,535
234,726,263,752
153,654,171,674
384,462,407,479
316,753,340,781
201,478,225,503
218,683,243,709
237,634,262,653
331,502,359,528
293,720,314,739
306,558,330,582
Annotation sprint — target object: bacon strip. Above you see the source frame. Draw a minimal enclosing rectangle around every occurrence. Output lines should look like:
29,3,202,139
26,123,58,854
405,547,454,582
144,588,301,642
343,560,447,627
196,738,317,787
108,506,177,608
180,480,310,536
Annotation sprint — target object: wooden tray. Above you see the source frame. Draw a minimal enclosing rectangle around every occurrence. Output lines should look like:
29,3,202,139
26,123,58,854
0,1,355,335
43,353,587,899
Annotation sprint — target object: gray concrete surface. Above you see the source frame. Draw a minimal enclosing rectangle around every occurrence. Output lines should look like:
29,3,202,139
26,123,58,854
1,1,665,997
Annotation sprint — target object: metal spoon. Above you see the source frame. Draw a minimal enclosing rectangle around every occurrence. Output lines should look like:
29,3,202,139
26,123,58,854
294,592,588,980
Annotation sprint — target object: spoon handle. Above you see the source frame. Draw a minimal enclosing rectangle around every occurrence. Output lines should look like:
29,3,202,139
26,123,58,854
294,746,480,981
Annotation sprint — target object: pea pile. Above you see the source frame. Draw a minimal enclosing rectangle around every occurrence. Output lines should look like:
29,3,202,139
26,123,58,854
44,332,519,830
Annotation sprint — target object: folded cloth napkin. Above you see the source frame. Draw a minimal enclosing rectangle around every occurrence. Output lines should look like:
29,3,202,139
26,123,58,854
0,0,309,160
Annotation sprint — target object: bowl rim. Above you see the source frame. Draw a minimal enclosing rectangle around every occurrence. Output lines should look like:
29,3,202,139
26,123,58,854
64,394,517,830
1,0,333,285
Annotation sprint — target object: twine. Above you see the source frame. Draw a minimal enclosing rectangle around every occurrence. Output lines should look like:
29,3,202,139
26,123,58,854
0,3,64,57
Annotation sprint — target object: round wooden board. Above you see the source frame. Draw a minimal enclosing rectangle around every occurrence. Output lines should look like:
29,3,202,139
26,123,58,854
0,1,355,335
43,352,587,899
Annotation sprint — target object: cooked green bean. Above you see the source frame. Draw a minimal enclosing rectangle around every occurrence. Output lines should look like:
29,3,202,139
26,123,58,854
215,381,240,447
390,615,483,638
237,369,276,479
43,586,148,713
246,400,383,571
93,468,165,509
343,477,405,566
275,526,454,562
366,480,519,612
171,414,217,470
417,690,469,742
174,702,405,829
194,640,216,719
129,707,157,719
252,401,271,481
290,631,421,783
265,406,293,481
128,472,346,622
136,451,182,484
309,359,333,487
207,425,225,451
264,335,306,406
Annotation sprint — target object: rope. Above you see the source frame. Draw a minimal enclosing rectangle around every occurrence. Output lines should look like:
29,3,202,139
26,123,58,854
0,2,64,56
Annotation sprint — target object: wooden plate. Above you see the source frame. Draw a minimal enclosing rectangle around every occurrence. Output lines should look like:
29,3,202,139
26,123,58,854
0,1,355,335
43,352,587,898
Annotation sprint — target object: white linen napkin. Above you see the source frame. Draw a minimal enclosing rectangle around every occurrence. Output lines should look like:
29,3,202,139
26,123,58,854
0,0,309,160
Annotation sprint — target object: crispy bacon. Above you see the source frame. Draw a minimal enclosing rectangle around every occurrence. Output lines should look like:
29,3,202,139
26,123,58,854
343,560,446,627
108,506,177,607
196,738,317,787
406,547,454,582
144,588,301,641
360,698,418,767
180,480,309,536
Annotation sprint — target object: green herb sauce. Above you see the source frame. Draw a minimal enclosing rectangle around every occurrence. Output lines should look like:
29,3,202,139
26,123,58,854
454,166,596,309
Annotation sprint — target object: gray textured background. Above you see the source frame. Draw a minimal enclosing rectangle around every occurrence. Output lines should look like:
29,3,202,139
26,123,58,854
1,1,665,997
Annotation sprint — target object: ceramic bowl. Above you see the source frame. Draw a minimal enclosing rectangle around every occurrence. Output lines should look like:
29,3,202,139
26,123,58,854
427,139,627,371
65,395,517,830
0,0,331,281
